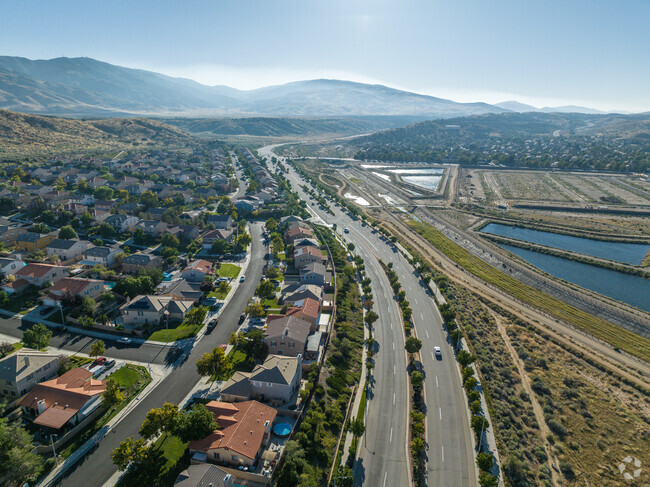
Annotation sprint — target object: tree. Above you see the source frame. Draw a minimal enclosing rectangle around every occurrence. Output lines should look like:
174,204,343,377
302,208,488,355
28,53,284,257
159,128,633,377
111,436,150,471
90,340,105,358
22,323,52,350
211,239,229,254
94,186,114,200
271,235,284,255
471,415,490,439
185,306,208,327
139,191,158,209
58,354,72,374
405,336,422,356
139,403,179,440
196,346,232,378
245,301,265,318
31,222,50,234
80,211,93,226
411,370,424,390
0,289,8,307
132,228,146,245
256,279,275,300
103,378,124,408
161,233,180,249
80,296,97,317
265,217,278,233
477,452,494,472
457,350,477,368
58,225,78,240
0,415,43,483
479,472,499,487
349,416,365,438
174,403,218,442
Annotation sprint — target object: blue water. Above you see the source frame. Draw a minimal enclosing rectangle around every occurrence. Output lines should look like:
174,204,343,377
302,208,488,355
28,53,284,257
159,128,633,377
401,175,442,191
499,244,650,311
482,223,649,265
273,423,292,437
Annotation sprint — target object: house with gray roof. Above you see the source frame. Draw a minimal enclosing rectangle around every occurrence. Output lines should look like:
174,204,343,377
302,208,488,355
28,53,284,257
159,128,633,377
174,464,234,487
0,350,58,401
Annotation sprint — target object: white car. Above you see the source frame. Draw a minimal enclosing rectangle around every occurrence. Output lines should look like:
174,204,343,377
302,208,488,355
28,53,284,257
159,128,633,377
117,337,132,344
434,346,442,358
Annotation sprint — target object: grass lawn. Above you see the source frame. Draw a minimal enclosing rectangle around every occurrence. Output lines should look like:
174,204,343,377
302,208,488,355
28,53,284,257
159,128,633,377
212,348,252,381
147,319,206,342
217,263,241,278
261,297,280,308
116,433,189,487
2,289,40,313
109,365,141,389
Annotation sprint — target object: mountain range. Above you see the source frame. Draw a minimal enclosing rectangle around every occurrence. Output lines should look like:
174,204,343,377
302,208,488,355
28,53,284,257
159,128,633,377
0,55,604,118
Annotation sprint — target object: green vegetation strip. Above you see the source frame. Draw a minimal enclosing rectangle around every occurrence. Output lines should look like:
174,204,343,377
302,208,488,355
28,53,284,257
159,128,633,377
405,218,650,362
217,263,241,278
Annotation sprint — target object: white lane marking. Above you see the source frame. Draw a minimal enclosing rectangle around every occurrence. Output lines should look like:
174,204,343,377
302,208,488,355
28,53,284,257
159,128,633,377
383,471,388,487
436,376,439,388
431,351,435,361
426,330,429,339
393,365,396,375
393,393,396,405
439,407,442,420
390,322,393,330
442,445,445,462
390,427,393,443
392,342,395,350
421,313,424,321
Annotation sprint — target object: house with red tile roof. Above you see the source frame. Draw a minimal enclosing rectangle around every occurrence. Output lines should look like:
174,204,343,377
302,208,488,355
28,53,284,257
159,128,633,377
188,400,277,468
1,278,31,295
283,225,314,244
40,277,105,307
19,368,105,431
267,297,320,331
15,263,68,286
182,259,215,282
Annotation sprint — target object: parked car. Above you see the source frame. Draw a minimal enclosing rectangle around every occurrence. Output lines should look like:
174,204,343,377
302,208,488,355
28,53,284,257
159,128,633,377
207,318,218,332
240,275,246,282
239,313,246,323
93,357,107,366
344,228,350,233
117,337,132,344
104,359,116,370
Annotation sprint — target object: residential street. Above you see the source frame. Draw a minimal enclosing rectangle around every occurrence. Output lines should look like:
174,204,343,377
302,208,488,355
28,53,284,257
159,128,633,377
51,222,266,487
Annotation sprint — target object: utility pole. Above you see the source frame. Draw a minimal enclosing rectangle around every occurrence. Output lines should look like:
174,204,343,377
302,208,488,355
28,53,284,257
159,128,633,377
50,433,58,463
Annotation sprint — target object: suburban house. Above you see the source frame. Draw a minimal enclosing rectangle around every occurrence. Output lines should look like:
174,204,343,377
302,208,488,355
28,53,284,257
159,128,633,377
105,214,139,233
158,279,204,303
268,297,320,330
1,278,31,295
299,262,331,287
122,253,163,275
46,239,92,262
201,229,234,249
234,196,261,213
188,400,277,468
0,257,26,276
281,284,323,307
174,465,234,487
0,350,58,400
41,278,104,307
293,246,326,269
19,368,106,431
81,246,120,267
0,225,28,246
220,354,302,405
89,208,111,223
206,214,233,230
263,316,311,357
283,225,314,244
120,295,194,329
293,237,319,249
136,219,168,237
15,232,56,252
15,263,68,286
181,260,215,282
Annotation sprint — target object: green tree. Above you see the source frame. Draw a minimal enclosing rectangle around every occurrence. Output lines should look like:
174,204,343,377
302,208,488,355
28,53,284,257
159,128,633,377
0,289,8,307
457,350,477,368
139,191,158,209
139,403,179,440
405,336,422,356
90,340,105,358
94,186,114,200
471,415,490,439
185,306,208,327
245,301,265,318
349,416,365,438
58,225,78,240
22,323,52,350
256,280,275,300
80,296,97,317
265,217,278,233
161,233,180,249
271,235,284,255
196,346,232,378
173,403,218,442
477,452,494,472
0,415,43,483
479,472,499,487
111,436,150,471
103,378,124,408
132,228,146,245
211,239,230,254
31,222,50,234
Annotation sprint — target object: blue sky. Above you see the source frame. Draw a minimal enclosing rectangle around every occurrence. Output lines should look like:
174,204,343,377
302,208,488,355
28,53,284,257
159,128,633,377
1,0,649,111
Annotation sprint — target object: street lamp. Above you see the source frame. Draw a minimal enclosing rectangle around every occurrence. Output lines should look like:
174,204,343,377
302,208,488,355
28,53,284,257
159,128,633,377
50,433,58,463
164,310,170,345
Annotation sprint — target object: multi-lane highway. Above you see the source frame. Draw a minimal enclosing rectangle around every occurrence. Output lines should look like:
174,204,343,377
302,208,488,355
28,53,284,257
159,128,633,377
259,145,476,487
52,222,266,487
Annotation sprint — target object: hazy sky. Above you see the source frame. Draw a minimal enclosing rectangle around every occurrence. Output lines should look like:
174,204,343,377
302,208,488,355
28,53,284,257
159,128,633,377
1,0,649,111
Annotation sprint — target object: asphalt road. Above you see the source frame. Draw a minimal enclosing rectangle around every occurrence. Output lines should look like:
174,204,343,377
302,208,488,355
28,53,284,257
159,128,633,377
53,222,266,487
0,314,174,365
260,145,475,487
